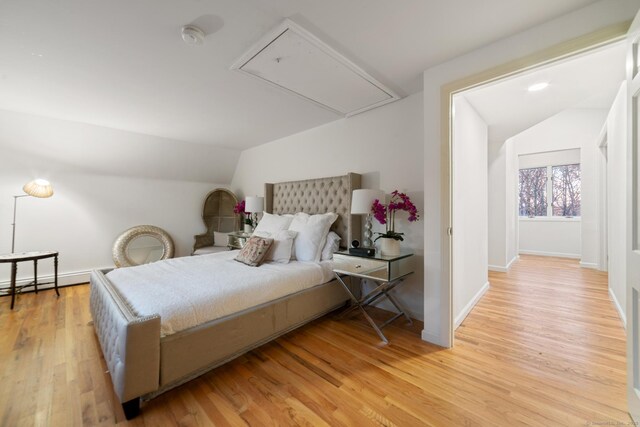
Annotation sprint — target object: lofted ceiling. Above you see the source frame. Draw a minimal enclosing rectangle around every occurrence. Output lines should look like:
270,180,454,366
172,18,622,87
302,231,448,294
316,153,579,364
461,42,626,143
0,0,625,150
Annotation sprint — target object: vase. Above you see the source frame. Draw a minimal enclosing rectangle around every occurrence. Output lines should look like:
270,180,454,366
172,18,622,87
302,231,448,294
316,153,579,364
243,224,253,234
379,238,400,256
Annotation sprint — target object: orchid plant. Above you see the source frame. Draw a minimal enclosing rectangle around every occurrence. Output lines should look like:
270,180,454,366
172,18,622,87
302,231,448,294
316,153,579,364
372,191,419,241
233,200,253,226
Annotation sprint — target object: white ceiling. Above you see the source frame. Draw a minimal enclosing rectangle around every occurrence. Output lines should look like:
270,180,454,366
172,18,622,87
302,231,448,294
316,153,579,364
461,42,626,142
0,0,619,149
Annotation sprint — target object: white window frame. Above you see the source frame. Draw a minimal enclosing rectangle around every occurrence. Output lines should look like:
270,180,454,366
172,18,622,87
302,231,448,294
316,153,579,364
519,163,581,220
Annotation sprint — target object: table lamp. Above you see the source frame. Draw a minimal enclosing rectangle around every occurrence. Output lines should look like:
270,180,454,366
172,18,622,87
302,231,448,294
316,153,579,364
245,196,264,229
11,179,54,253
351,189,384,248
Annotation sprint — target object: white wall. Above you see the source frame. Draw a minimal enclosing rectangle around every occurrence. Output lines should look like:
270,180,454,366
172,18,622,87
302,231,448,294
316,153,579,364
505,141,518,266
0,110,233,286
488,139,506,270
519,219,581,257
511,109,607,266
488,137,519,272
452,96,489,328
606,82,627,325
231,93,424,320
488,138,519,271
422,0,638,346
487,139,505,269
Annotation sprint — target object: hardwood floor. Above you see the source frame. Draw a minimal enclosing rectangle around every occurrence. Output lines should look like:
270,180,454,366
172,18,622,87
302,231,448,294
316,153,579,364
0,255,628,426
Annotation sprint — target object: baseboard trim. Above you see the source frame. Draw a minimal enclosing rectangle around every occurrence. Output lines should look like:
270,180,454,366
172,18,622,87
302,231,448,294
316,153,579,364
488,255,519,272
579,261,598,269
518,250,580,259
609,287,626,329
0,268,109,291
421,329,447,347
454,281,490,329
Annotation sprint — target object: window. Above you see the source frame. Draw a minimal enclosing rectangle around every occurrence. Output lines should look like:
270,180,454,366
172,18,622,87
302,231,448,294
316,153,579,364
519,167,547,217
518,163,581,218
552,164,581,217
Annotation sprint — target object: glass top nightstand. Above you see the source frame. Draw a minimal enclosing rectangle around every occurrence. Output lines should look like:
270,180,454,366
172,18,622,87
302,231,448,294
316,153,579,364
227,231,251,250
332,249,414,283
332,249,414,344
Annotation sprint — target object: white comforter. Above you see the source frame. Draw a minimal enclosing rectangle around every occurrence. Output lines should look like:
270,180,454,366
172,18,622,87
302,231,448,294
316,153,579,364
106,251,334,336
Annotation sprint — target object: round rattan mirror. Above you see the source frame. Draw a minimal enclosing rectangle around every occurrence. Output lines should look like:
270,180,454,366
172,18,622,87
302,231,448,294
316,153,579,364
113,225,175,268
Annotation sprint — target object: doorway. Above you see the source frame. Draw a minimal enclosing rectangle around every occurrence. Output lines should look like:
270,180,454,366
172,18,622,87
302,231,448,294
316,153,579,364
441,25,624,345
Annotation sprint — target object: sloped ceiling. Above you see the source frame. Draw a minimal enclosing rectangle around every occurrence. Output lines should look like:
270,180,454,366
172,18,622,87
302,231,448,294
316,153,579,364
0,0,613,152
0,109,240,184
461,42,626,143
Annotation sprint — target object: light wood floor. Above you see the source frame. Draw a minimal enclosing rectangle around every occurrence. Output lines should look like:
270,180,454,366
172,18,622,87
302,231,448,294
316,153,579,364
0,255,628,426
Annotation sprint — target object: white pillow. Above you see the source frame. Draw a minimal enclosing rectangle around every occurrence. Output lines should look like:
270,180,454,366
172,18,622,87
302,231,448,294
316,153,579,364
213,231,230,247
321,231,341,261
254,230,297,263
288,212,338,262
253,212,293,235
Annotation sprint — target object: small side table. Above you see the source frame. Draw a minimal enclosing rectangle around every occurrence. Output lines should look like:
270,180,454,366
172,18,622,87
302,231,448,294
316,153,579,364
0,251,59,309
333,250,414,344
227,232,250,250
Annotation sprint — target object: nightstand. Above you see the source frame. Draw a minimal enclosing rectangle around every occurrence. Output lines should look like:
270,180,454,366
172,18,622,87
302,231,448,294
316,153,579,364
227,231,250,250
333,250,414,344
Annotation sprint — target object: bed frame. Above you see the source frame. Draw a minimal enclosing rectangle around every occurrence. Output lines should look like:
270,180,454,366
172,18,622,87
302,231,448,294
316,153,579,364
89,172,362,419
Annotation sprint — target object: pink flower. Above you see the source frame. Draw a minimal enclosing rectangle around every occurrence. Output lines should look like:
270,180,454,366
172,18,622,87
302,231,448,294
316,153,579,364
233,200,246,214
371,190,420,230
372,199,387,224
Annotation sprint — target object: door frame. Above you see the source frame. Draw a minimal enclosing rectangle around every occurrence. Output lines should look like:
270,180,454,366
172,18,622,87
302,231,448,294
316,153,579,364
626,11,640,420
439,22,630,347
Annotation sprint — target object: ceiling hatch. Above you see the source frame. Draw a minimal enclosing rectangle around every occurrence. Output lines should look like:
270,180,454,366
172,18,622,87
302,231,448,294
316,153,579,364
231,19,400,117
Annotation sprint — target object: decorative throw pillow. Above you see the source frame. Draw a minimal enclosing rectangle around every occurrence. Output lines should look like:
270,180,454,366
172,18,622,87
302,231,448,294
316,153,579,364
320,231,341,261
213,231,230,247
234,236,273,267
254,230,297,263
253,212,294,235
288,212,339,262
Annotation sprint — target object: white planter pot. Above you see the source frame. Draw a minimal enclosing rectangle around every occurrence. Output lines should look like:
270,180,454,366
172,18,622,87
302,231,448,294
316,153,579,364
379,238,400,256
243,224,253,234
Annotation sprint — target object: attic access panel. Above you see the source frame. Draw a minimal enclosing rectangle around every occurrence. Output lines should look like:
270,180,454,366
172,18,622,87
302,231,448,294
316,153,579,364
231,19,400,116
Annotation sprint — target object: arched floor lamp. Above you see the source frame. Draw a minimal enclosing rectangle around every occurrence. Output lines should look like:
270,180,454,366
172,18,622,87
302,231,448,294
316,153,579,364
11,179,54,253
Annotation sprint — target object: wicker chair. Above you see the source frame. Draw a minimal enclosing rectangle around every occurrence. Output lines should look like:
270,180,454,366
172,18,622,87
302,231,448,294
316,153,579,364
192,188,240,255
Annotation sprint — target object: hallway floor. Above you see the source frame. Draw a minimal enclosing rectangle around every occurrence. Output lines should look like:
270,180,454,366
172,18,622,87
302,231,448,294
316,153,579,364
461,255,628,424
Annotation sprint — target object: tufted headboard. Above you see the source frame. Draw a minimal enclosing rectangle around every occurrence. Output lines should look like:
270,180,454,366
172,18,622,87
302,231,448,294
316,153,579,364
264,173,362,249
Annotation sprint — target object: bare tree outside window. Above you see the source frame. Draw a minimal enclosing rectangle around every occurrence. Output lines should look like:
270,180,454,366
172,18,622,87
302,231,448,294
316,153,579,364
552,164,581,216
519,167,547,216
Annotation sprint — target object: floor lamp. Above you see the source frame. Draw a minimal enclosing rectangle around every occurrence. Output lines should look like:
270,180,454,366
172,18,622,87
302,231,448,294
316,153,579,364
11,179,54,253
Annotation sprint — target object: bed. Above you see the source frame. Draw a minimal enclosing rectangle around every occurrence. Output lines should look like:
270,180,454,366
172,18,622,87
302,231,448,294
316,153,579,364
89,172,362,419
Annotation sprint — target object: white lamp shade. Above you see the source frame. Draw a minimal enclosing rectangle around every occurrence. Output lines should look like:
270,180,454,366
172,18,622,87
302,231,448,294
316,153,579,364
245,196,264,213
23,179,54,198
351,189,384,214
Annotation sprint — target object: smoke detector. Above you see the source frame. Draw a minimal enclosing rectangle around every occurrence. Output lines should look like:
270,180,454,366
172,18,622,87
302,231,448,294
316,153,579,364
181,25,205,46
